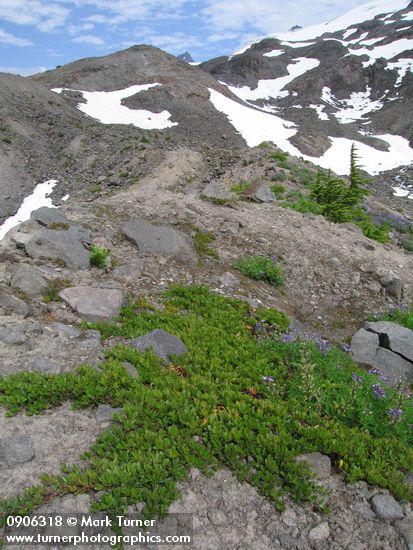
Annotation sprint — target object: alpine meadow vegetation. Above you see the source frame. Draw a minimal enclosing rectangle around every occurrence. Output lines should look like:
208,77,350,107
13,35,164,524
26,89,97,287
0,286,411,520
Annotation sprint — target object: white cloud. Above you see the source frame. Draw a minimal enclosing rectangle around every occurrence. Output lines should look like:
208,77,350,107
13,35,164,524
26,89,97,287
72,33,105,45
0,65,47,75
67,22,94,35
0,0,69,31
0,27,33,46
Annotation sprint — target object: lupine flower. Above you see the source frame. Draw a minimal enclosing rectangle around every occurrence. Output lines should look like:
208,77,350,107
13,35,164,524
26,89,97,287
263,376,275,384
282,332,296,343
368,368,380,376
272,255,279,265
341,344,350,353
352,372,364,384
388,408,403,421
372,383,386,399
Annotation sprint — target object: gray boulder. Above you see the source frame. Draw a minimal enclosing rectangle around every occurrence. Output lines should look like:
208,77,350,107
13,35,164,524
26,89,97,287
30,207,68,228
96,404,123,423
0,290,31,317
129,329,188,362
59,286,124,321
295,452,331,479
374,348,413,383
365,321,413,363
9,263,50,297
350,328,379,366
370,494,404,521
122,218,196,264
32,357,62,374
201,182,232,202
0,435,35,467
250,184,275,203
0,326,27,346
25,226,92,269
50,322,81,339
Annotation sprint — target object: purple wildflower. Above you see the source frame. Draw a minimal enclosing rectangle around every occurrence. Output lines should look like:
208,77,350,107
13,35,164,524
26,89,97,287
263,376,275,384
341,344,350,353
352,372,364,384
388,408,403,421
372,383,386,399
282,332,296,343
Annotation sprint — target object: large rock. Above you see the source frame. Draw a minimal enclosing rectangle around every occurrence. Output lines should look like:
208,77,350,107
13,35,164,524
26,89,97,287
201,182,232,202
122,218,196,264
0,326,27,346
249,184,275,203
295,452,331,479
59,287,124,321
9,263,50,296
0,435,35,467
365,321,413,363
25,226,92,269
30,207,68,228
0,289,31,317
95,404,123,423
32,357,62,374
375,347,413,383
350,324,413,382
129,329,188,362
370,494,404,521
350,328,379,366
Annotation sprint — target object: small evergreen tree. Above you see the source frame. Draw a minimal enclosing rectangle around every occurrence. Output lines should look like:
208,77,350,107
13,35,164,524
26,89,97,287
310,145,370,223
348,143,370,205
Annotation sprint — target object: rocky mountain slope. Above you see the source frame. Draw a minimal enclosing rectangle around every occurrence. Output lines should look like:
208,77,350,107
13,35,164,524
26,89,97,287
201,0,413,170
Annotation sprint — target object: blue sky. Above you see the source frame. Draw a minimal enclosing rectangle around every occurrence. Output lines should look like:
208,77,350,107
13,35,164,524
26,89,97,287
0,0,372,75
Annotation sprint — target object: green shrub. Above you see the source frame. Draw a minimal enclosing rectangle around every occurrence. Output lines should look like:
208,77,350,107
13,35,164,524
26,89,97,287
90,245,110,268
402,239,413,252
270,183,286,198
280,191,323,215
119,170,129,178
0,286,411,519
369,304,413,330
233,254,283,286
194,230,219,260
230,182,250,195
42,278,72,303
267,151,291,170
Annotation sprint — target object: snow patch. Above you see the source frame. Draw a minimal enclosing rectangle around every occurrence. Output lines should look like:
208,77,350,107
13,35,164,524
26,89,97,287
386,58,413,85
321,86,383,123
359,36,386,46
280,41,316,48
227,58,319,102
52,84,177,130
0,180,57,241
263,49,284,57
309,104,329,120
392,186,411,197
343,28,357,39
348,38,413,67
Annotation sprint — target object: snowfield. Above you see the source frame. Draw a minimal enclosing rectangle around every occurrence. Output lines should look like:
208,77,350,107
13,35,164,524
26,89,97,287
208,88,413,175
0,180,57,241
233,0,410,55
52,84,178,130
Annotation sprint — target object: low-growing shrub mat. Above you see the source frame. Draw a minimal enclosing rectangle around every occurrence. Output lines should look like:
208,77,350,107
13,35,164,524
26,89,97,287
0,286,411,519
